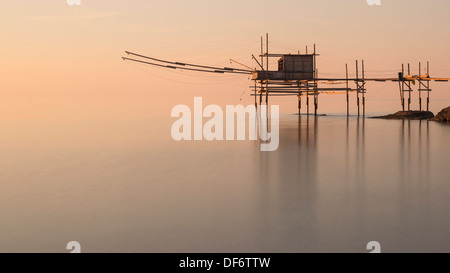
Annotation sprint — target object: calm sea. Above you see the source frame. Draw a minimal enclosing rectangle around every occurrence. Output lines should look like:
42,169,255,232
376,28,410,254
1,114,449,252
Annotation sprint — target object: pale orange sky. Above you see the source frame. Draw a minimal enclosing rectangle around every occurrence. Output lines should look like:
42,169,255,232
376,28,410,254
2,0,450,121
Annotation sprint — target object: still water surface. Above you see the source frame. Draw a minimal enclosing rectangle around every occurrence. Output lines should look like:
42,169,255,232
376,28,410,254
1,115,449,252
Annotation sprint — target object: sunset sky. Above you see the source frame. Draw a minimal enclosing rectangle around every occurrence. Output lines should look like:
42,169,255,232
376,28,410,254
2,0,450,120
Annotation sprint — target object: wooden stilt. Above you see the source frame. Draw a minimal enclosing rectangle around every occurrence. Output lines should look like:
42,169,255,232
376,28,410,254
408,63,411,112
427,62,430,111
362,60,366,117
419,62,422,111
356,60,360,117
346,64,349,116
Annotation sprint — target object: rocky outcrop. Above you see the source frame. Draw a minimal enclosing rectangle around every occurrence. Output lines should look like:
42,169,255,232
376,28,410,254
431,106,450,122
373,111,434,120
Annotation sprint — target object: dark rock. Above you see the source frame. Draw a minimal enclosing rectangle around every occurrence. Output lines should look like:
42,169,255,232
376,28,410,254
431,106,450,122
373,111,434,120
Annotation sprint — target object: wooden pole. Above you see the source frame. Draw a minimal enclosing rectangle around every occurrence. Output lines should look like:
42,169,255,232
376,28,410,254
408,63,411,111
362,60,366,117
260,36,263,69
260,36,263,109
298,82,301,115
266,33,269,106
427,61,430,111
254,83,257,109
419,62,422,111
260,85,262,106
315,45,318,116
356,60,360,117
402,64,405,111
307,85,310,116
314,44,318,116
346,63,349,116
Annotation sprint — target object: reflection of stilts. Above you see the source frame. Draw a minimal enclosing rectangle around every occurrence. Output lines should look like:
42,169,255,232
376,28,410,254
314,116,318,144
297,108,317,147
397,119,432,219
407,120,411,184
355,118,366,182
346,117,349,180
298,111,302,144
400,120,405,189
303,114,319,149
399,119,412,189
257,104,319,250
418,120,423,186
306,115,310,145
354,117,366,229
426,121,430,195
356,118,360,169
